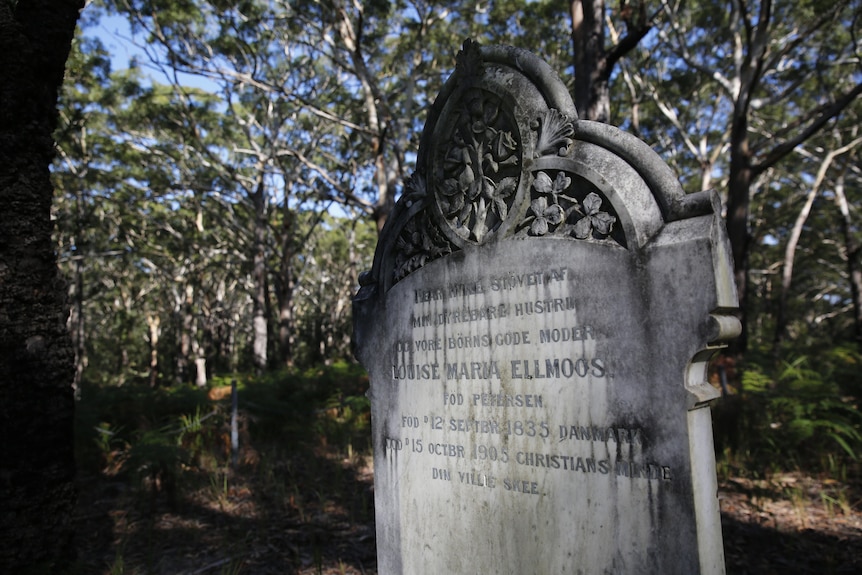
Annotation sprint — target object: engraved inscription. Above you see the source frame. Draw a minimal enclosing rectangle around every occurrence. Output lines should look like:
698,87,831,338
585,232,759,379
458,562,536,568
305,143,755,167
386,265,673,498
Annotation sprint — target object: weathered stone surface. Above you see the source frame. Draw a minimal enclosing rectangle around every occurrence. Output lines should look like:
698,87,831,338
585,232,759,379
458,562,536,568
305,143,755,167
353,41,738,575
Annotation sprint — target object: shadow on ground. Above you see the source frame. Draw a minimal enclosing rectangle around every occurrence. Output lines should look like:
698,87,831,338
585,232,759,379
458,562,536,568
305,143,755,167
721,477,862,575
722,514,862,575
73,444,377,575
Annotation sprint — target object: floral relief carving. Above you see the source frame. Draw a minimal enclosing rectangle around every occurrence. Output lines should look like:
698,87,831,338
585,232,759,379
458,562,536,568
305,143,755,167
528,196,565,236
393,100,624,286
393,174,455,282
574,192,616,239
519,110,620,243
379,45,637,290
393,209,455,282
435,89,520,243
521,170,618,242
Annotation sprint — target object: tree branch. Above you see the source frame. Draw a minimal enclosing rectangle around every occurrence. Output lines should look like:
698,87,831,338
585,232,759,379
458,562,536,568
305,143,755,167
753,81,862,174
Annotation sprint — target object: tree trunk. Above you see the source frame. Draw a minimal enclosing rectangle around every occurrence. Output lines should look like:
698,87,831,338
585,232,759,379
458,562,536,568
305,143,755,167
774,137,862,351
193,356,207,388
773,184,817,352
715,1,763,348
570,0,651,123
0,0,82,571
147,314,160,388
834,172,862,352
251,176,268,374
335,1,399,230
70,179,87,392
277,204,295,367
71,252,86,391
176,283,207,388
176,283,194,384
726,99,755,355
213,277,237,371
571,0,609,122
721,0,862,356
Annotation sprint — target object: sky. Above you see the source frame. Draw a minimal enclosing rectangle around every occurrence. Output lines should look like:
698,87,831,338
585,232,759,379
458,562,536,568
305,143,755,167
87,9,218,93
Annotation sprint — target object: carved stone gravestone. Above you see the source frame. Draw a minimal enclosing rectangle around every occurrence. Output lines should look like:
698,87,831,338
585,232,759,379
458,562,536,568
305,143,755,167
353,42,739,575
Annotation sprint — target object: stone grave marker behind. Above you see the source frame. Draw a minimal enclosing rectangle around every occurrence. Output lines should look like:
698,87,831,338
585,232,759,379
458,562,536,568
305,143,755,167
353,41,739,575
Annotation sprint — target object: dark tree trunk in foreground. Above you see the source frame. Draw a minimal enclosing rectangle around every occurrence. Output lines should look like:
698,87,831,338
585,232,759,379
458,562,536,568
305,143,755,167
0,0,82,571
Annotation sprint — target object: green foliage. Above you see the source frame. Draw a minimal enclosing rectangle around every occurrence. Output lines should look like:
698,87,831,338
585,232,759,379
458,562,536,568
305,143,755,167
76,363,372,495
314,386,371,457
715,349,862,476
238,362,370,447
76,382,215,488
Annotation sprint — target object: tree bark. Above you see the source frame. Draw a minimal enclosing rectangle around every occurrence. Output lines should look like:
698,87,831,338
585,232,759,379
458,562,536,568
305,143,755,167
147,314,160,388
773,183,817,352
571,0,608,122
71,249,86,391
719,0,862,355
570,0,652,122
0,0,82,571
834,172,862,352
176,283,193,384
726,125,754,353
251,175,269,374
277,203,296,367
335,1,400,230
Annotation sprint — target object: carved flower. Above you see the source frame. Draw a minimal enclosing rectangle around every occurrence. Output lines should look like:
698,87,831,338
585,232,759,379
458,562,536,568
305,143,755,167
491,130,517,160
394,212,452,281
529,197,565,236
483,130,518,174
533,171,572,203
440,178,464,216
574,192,616,239
444,142,470,173
486,176,518,222
466,93,500,136
435,89,520,243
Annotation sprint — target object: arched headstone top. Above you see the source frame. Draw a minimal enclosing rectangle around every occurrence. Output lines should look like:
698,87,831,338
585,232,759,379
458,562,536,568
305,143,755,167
363,40,715,295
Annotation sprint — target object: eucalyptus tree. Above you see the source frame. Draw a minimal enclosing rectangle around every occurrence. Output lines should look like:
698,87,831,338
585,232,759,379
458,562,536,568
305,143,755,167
832,141,862,352
101,0,354,369
629,0,862,353
773,125,862,351
835,162,862,353
292,211,377,365
53,33,119,388
101,0,574,369
617,39,732,193
55,19,259,385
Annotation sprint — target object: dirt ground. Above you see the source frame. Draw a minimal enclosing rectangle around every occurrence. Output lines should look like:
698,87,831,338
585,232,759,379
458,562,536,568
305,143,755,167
720,474,862,575
73,457,862,575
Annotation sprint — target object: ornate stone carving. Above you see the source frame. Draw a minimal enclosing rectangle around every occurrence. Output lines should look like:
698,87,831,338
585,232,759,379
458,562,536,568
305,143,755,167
382,41,632,290
392,174,455,283
433,88,521,244
533,109,574,158
516,169,618,241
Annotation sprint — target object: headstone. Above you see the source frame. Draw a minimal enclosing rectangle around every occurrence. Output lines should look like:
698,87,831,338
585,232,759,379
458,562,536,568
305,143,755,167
353,41,739,575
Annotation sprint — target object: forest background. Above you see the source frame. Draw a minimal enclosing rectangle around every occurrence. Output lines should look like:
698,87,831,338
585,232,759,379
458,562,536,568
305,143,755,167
3,0,862,573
